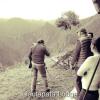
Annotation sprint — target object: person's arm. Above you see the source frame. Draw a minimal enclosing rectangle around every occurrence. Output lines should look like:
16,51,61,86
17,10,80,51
28,45,36,60
77,57,92,77
28,49,32,61
42,44,50,57
45,48,50,57
71,40,81,65
28,48,33,68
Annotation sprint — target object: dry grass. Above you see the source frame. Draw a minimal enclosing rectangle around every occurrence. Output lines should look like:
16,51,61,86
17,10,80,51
0,59,75,100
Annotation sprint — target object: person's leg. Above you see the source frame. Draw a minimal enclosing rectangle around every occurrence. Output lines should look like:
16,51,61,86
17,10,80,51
78,89,85,100
76,75,82,97
38,64,50,92
42,77,49,92
31,66,38,93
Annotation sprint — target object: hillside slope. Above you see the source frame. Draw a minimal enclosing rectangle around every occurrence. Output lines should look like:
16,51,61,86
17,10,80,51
0,19,77,66
81,14,100,37
0,59,75,100
0,14,100,66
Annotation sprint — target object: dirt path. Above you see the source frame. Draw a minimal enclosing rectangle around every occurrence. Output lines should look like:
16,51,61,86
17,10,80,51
0,58,75,100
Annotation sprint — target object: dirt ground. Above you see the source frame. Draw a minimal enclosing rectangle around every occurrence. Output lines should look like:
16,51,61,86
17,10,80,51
0,58,76,100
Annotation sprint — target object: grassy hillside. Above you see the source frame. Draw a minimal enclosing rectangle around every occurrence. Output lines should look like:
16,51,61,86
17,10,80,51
0,14,100,66
0,59,75,100
76,14,100,37
85,14,100,37
0,18,45,66
0,18,78,66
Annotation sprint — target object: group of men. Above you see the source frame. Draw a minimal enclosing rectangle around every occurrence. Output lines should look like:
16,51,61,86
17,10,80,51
71,28,94,99
27,1,100,100
28,27,100,100
71,28,94,96
73,30,100,100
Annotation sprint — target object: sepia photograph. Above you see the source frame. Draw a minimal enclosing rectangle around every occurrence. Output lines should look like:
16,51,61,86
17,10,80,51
0,0,100,100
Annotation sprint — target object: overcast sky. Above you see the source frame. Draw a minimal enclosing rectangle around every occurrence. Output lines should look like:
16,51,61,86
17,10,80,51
0,0,97,20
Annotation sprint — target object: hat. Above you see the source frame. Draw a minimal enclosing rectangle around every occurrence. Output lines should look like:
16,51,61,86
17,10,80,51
80,28,87,33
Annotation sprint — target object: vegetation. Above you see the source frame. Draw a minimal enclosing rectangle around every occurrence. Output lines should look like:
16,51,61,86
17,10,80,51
0,13,100,100
0,14,100,67
0,18,77,66
0,60,75,100
56,11,80,30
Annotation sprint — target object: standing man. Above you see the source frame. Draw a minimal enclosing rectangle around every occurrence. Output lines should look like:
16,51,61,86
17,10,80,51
29,39,50,93
71,28,93,96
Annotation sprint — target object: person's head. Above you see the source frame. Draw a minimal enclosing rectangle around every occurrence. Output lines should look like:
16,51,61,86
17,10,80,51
91,37,100,54
77,28,87,38
88,32,94,38
37,39,44,44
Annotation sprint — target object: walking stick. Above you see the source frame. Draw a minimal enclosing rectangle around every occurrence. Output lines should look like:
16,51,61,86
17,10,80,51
83,57,100,100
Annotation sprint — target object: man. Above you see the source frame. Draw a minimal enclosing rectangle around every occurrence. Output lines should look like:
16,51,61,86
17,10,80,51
29,39,50,93
71,28,93,96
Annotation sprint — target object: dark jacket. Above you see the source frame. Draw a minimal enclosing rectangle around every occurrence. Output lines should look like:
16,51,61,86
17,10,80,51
29,43,50,64
71,37,93,67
